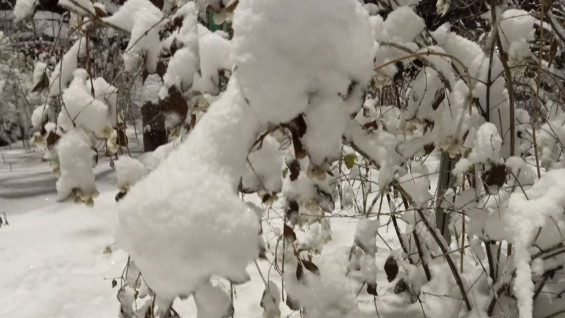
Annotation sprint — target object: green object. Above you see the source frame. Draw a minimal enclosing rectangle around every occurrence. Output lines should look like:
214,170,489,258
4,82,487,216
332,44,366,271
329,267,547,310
344,154,356,169
207,11,226,32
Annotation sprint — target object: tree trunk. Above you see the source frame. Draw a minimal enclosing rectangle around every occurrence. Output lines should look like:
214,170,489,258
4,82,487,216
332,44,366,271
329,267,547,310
436,151,457,243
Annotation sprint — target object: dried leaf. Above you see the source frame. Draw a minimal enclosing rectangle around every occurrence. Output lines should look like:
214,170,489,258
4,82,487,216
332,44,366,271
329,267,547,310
384,255,399,282
170,38,180,56
283,224,296,243
548,37,558,67
115,191,127,202
287,160,300,181
423,143,435,155
431,89,445,110
112,279,117,288
173,16,183,29
296,262,303,280
156,60,167,77
149,0,164,10
482,164,506,188
362,121,378,130
93,6,108,17
31,72,49,93
286,295,300,311
301,260,319,275
160,86,189,122
286,200,299,225
117,129,128,147
394,279,408,294
367,282,378,296
46,131,60,147
225,0,239,13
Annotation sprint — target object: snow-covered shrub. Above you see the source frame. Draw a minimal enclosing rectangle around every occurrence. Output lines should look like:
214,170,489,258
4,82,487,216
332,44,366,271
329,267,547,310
7,0,565,317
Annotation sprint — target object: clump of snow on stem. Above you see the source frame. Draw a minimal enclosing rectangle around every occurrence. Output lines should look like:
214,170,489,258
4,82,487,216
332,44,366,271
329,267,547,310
106,0,165,73
161,2,200,94
58,0,95,15
13,0,36,22
49,40,86,97
232,0,374,125
116,0,374,302
505,169,565,318
91,77,118,126
284,252,360,318
242,136,282,193
116,156,147,191
454,122,503,174
57,69,112,136
194,281,232,318
116,84,261,300
192,26,232,94
56,128,97,202
498,9,534,66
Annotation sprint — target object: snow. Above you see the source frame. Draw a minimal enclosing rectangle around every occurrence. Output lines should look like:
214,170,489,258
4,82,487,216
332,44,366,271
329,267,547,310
141,74,163,105
194,281,233,318
115,156,146,190
232,0,374,125
382,7,425,43
499,9,535,53
58,69,112,137
5,2,565,318
192,26,232,94
116,84,261,300
505,169,565,318
161,2,200,94
31,104,48,129
355,218,380,255
90,77,118,127
283,250,361,318
49,40,86,97
103,0,158,33
117,0,375,302
454,122,503,174
242,135,283,194
13,0,36,22
58,0,95,15
123,1,164,73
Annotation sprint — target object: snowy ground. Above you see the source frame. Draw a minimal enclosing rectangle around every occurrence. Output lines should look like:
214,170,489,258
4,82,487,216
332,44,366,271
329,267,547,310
0,137,491,318
0,142,132,317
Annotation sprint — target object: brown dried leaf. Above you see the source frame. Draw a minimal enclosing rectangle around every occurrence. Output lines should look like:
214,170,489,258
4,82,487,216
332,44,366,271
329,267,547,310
94,6,108,17
283,224,296,243
160,85,189,123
